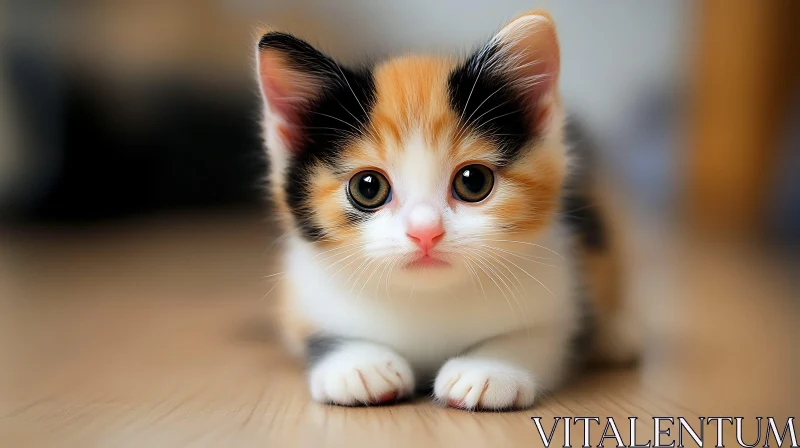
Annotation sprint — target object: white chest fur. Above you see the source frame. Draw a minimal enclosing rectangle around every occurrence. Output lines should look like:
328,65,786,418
283,225,580,375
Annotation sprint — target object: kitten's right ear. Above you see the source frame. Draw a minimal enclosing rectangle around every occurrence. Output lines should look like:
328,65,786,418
256,32,335,153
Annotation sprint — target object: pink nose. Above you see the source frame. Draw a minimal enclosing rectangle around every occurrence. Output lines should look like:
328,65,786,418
406,223,445,253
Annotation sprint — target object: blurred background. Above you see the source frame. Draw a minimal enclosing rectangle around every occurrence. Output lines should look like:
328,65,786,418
1,0,798,242
1,1,798,446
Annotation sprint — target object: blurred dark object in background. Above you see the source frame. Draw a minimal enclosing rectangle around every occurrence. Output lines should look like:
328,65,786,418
2,45,265,224
768,92,800,249
0,0,268,225
607,84,683,225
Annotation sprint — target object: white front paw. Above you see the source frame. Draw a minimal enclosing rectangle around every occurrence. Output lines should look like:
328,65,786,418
308,343,415,406
433,358,537,410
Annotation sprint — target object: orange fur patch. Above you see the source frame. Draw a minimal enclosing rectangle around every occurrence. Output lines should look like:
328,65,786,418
307,164,358,242
490,143,566,234
361,56,460,161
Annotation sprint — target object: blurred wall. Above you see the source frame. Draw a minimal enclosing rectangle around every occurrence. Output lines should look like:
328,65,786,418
236,0,688,135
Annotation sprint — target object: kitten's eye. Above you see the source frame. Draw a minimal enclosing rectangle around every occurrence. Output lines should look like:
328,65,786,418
452,164,494,202
347,170,391,211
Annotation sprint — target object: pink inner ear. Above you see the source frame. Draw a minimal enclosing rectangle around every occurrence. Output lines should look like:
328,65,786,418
516,57,558,132
259,73,304,151
494,13,561,131
258,49,320,153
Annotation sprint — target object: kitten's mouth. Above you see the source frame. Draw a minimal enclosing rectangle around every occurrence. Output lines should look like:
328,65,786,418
404,254,450,269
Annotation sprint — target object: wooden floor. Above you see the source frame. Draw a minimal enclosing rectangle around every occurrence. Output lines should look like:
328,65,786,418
1,212,796,447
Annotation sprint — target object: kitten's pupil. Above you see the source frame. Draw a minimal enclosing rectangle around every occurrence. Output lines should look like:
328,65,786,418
461,168,485,193
359,175,379,199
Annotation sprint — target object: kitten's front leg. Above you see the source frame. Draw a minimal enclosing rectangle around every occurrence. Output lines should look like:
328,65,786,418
433,328,571,410
306,336,415,406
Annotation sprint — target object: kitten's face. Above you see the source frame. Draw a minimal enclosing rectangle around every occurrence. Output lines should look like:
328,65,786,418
258,13,566,289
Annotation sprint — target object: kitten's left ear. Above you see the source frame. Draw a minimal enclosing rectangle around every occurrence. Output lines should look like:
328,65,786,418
488,11,561,131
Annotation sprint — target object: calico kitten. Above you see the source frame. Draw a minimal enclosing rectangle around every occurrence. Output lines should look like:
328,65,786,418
256,11,639,410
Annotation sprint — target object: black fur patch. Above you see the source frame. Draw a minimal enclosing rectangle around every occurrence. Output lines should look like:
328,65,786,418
561,193,607,252
561,119,605,363
259,33,377,241
448,43,533,165
344,210,367,226
305,334,342,368
561,119,608,252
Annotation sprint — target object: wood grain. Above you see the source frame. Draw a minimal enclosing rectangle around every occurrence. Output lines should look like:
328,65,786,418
1,213,795,447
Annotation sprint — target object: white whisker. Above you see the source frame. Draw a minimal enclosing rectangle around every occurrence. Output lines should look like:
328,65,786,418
463,250,514,315
258,278,282,302
468,248,527,320
488,248,556,298
482,239,565,259
346,257,373,292
323,247,365,269
314,241,365,260
482,245,559,266
407,283,417,300
357,258,386,300
329,253,363,280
